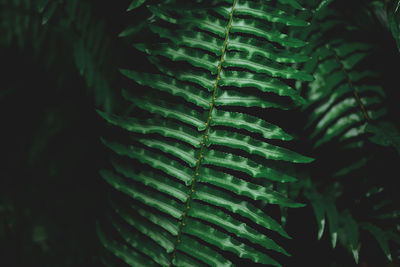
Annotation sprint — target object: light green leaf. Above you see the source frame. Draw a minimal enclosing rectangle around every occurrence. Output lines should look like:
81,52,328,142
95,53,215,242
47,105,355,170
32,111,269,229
127,0,146,11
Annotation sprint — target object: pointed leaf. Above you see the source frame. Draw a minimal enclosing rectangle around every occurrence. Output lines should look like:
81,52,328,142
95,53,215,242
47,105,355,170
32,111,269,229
211,109,293,140
122,91,206,131
97,223,156,267
188,201,289,255
111,159,188,202
223,53,313,81
207,129,313,163
110,216,170,266
228,35,308,63
101,139,194,186
202,149,299,183
176,235,233,266
100,169,185,219
183,218,281,266
198,167,297,208
219,70,306,103
120,70,210,109
193,184,290,238
131,203,179,236
230,18,307,48
98,111,202,148
111,202,175,253
127,0,146,11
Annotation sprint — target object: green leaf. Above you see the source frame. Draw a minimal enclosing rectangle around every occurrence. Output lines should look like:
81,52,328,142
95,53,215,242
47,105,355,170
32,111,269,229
188,201,290,255
216,1,309,27
41,1,57,25
183,218,282,266
277,0,304,10
147,57,215,92
37,0,50,13
131,203,179,236
202,149,299,183
360,223,392,261
149,24,223,56
193,184,291,238
223,53,313,82
219,71,306,103
325,197,339,248
98,111,202,148
97,223,156,267
111,159,188,203
177,11,227,37
304,189,326,240
111,201,175,253
210,109,293,140
135,43,219,75
122,91,206,131
207,129,313,163
119,70,211,109
127,0,146,11
176,235,233,266
110,215,170,266
215,90,293,109
100,169,184,219
138,138,197,167
366,122,400,154
173,251,208,267
340,210,359,263
230,18,307,48
101,140,193,186
197,167,295,210
228,35,309,64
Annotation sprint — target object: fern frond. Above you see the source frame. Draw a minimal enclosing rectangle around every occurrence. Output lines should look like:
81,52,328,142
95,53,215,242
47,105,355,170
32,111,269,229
99,0,312,266
297,1,400,263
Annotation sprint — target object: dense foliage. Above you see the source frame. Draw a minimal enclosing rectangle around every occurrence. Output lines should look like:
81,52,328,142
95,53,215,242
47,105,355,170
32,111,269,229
1,0,399,266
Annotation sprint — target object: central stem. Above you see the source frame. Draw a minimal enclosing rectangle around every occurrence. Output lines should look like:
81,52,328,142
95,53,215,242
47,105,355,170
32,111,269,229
328,45,371,122
170,0,237,263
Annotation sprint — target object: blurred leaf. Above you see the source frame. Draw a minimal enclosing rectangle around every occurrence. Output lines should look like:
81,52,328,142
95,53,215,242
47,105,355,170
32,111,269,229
366,121,400,154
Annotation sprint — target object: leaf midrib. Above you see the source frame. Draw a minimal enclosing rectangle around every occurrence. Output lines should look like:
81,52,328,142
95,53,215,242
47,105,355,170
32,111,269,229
170,0,238,264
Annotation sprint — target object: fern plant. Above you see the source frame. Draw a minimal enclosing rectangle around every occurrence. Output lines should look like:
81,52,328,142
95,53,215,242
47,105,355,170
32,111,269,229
97,0,315,266
291,0,400,263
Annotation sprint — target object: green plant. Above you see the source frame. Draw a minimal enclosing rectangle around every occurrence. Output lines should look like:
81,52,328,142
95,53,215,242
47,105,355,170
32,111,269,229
1,0,400,266
97,0,316,266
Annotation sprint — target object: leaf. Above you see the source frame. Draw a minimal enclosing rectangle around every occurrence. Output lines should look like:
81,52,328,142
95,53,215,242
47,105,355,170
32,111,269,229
304,189,326,240
182,218,282,266
100,169,185,219
97,223,157,267
366,122,400,154
176,235,233,266
41,1,57,25
187,202,289,255
193,183,291,239
210,109,293,140
110,200,175,253
360,223,393,261
122,91,206,131
111,159,188,203
340,210,359,263
37,0,50,13
127,0,146,11
206,129,313,163
120,70,210,109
